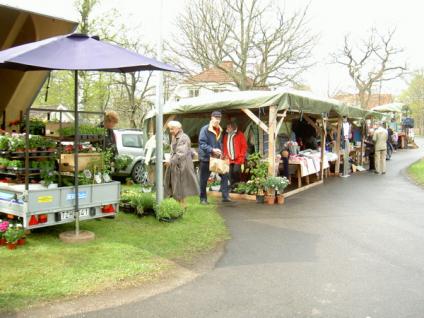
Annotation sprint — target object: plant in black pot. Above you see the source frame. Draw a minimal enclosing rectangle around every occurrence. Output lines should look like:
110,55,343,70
154,198,184,222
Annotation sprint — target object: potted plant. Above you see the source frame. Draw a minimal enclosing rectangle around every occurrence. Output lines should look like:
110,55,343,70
7,160,23,172
0,136,10,152
246,153,268,203
275,176,289,204
4,223,19,249
263,176,289,205
208,176,221,191
154,198,184,222
39,160,57,187
16,224,26,245
9,136,25,155
0,220,9,245
29,135,43,153
0,158,9,171
42,138,57,153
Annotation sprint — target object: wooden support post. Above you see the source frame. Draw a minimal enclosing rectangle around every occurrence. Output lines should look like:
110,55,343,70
320,117,327,180
268,106,277,176
334,117,342,175
241,108,269,134
303,114,320,135
275,109,288,138
360,121,366,165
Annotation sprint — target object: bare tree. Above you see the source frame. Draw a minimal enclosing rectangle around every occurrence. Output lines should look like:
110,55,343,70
111,38,155,128
172,0,316,90
333,28,406,109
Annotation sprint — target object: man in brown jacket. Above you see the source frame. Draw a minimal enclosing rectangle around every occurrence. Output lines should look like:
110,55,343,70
372,122,388,174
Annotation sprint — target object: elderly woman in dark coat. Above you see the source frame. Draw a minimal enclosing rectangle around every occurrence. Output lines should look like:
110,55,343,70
164,121,199,207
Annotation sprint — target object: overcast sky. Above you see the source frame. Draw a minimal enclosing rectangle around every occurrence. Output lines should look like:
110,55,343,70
2,0,422,97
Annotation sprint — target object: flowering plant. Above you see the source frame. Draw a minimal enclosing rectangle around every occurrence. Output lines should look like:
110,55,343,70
0,220,9,238
263,176,289,195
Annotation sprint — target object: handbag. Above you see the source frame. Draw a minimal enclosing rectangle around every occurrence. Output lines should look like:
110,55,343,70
209,157,229,174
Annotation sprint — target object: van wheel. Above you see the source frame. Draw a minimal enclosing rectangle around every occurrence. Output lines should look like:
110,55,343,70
131,162,148,184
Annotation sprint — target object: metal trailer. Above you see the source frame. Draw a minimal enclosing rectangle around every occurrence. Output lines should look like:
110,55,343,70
0,181,121,229
0,106,121,228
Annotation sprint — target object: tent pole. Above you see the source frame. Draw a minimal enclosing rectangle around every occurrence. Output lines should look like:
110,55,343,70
74,70,79,236
360,120,366,165
155,0,164,202
268,106,277,176
320,116,327,180
335,117,342,175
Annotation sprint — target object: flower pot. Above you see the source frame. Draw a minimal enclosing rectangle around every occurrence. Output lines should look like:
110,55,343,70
277,194,285,205
210,185,221,191
265,195,275,205
17,238,26,245
7,242,17,250
0,237,6,245
256,194,265,204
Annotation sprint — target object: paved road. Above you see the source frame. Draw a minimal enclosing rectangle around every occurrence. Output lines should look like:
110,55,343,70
71,139,424,318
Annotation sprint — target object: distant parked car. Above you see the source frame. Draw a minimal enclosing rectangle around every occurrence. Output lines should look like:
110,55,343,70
112,129,148,184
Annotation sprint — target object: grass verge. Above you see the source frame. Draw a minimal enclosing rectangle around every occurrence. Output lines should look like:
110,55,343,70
408,158,424,186
0,196,228,313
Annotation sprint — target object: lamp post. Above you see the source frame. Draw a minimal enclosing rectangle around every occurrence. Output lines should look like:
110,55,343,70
155,0,164,202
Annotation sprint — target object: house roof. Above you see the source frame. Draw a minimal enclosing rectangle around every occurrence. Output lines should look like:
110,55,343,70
185,61,235,84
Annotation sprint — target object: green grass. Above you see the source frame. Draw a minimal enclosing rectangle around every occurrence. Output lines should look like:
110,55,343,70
408,158,424,186
0,196,229,313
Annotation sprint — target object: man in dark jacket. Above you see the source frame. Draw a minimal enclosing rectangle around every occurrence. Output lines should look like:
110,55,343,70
198,111,230,204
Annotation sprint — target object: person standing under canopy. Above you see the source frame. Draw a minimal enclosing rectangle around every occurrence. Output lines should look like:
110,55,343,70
223,121,247,190
198,111,231,204
373,122,388,175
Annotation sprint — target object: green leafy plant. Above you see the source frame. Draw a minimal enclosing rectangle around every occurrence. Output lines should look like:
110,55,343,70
4,224,20,243
28,118,45,135
246,152,268,195
114,154,133,171
263,176,289,195
0,158,9,168
0,136,10,151
29,135,44,149
30,161,40,169
7,160,23,168
9,137,25,152
59,125,105,137
154,198,184,221
40,160,57,186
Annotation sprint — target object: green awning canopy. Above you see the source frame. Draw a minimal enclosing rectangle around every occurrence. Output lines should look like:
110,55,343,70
371,102,406,113
146,90,382,120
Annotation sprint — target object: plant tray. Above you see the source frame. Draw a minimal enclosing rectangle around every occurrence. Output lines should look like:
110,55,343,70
60,153,102,172
45,122,72,137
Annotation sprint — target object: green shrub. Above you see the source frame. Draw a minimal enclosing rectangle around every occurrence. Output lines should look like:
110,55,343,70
0,158,9,167
0,136,9,150
154,198,184,220
138,193,155,210
114,154,133,171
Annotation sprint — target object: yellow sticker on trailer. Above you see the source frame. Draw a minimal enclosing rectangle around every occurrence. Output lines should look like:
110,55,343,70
37,196,53,203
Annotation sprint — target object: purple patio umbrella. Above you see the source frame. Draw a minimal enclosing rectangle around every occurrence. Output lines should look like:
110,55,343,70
0,33,180,236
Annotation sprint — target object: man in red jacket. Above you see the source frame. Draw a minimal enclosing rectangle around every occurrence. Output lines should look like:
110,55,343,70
223,121,247,190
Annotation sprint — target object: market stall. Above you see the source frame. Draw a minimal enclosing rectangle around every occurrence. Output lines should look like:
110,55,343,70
145,90,376,198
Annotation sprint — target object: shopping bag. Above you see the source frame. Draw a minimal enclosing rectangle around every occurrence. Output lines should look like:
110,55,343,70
209,157,229,174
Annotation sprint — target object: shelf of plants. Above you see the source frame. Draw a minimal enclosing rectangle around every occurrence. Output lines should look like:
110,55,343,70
0,108,121,229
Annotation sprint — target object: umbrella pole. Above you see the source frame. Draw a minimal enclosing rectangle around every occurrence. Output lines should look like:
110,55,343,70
74,70,80,236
